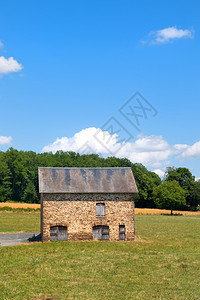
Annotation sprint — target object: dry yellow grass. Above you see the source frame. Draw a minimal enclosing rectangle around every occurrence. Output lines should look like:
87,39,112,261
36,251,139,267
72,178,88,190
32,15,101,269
135,208,200,216
0,202,40,209
0,202,199,216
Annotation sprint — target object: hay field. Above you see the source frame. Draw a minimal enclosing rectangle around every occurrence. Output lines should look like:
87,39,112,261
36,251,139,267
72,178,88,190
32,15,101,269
135,208,200,216
0,202,40,209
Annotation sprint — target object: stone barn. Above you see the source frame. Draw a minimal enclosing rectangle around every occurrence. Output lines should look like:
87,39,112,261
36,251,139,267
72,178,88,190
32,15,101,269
38,167,138,242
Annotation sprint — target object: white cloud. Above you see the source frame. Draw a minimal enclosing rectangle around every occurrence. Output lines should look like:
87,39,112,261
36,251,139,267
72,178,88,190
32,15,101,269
42,128,178,169
173,143,188,151
0,41,4,49
41,128,102,153
0,56,23,74
0,136,12,145
153,169,165,178
143,26,194,45
181,141,200,158
115,135,175,168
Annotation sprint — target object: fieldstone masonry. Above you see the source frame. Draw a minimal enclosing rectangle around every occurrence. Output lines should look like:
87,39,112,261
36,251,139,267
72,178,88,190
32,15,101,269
41,193,135,241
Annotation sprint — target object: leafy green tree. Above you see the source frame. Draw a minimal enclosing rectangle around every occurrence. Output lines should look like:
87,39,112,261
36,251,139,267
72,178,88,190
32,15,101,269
5,148,39,203
132,163,161,208
0,153,12,202
153,180,186,215
187,181,200,210
165,167,196,210
22,180,39,203
165,167,194,188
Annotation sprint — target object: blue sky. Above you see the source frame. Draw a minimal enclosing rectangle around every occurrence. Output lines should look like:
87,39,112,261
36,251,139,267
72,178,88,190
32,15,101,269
0,0,200,178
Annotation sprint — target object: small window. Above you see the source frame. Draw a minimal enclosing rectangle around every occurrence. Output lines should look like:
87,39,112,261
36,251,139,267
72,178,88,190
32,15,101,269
96,203,105,217
119,225,125,240
93,225,109,240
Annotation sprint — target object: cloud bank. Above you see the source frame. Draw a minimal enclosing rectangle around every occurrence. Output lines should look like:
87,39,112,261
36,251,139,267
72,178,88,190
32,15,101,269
0,56,23,74
42,127,200,177
143,26,194,45
181,141,200,158
0,136,12,145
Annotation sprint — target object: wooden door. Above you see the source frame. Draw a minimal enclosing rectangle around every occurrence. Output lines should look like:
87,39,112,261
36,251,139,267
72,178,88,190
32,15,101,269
50,226,68,241
102,226,109,240
93,225,109,240
93,225,102,239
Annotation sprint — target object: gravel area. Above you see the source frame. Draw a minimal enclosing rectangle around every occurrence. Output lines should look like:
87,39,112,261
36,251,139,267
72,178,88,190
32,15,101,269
0,232,40,247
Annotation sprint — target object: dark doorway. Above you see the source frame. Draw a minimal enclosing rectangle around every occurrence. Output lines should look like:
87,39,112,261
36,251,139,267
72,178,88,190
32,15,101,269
92,225,109,240
50,226,68,241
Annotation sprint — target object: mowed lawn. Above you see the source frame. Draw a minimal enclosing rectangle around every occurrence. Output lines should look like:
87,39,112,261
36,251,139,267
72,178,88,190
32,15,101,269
0,213,200,300
0,211,40,233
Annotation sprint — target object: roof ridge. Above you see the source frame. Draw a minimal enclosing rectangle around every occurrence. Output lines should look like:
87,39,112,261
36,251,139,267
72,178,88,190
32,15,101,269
38,167,131,169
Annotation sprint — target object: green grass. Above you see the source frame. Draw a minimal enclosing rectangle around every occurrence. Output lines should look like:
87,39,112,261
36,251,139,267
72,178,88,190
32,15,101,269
0,211,40,233
0,215,200,299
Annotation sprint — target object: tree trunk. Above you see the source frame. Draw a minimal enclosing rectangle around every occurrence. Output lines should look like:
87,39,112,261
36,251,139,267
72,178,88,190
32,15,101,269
171,208,173,215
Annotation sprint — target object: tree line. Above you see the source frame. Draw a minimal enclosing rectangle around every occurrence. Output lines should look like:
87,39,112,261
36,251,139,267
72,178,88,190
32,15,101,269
0,148,199,212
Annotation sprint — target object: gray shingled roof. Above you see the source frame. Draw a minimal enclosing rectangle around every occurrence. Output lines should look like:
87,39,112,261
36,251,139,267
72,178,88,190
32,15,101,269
38,167,138,194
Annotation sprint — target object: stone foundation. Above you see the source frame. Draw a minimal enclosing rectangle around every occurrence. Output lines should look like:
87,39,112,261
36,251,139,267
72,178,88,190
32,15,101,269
41,193,135,242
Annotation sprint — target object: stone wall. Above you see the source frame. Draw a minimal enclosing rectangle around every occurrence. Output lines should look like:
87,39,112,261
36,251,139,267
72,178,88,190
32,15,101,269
41,193,135,242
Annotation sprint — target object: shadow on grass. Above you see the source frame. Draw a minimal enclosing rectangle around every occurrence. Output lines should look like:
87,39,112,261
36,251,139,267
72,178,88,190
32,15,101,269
161,213,183,216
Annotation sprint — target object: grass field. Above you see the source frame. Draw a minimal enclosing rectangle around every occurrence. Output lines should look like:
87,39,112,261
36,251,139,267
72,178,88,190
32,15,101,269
0,211,40,233
0,212,200,299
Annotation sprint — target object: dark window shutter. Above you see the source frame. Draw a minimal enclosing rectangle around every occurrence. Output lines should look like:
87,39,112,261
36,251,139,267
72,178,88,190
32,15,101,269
50,226,58,241
102,226,109,240
93,226,102,239
119,225,125,240
96,203,105,216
